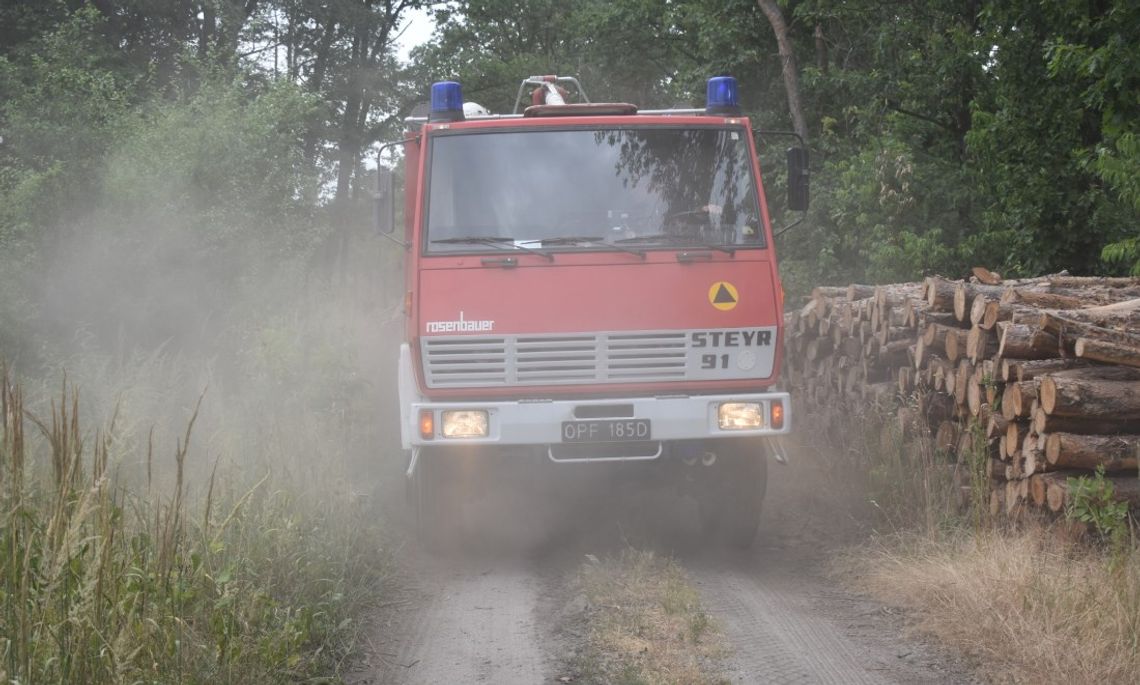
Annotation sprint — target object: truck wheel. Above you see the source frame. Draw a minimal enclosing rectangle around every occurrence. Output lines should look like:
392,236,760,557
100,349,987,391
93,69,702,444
698,439,768,549
407,448,459,549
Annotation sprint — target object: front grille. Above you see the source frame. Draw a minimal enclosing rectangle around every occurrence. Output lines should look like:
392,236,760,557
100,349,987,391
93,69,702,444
422,331,689,388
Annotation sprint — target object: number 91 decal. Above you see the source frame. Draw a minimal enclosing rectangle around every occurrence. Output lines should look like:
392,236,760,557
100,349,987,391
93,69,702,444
686,327,776,379
701,353,730,370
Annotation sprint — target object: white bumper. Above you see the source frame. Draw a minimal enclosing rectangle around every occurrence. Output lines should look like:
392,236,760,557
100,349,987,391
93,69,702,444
398,344,789,449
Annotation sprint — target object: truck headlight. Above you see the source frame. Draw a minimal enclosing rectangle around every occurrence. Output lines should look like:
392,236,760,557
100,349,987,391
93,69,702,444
718,402,764,430
441,410,489,438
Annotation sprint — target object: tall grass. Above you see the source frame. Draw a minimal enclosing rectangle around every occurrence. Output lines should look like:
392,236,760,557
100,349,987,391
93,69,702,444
829,403,1140,682
0,367,390,683
838,529,1140,683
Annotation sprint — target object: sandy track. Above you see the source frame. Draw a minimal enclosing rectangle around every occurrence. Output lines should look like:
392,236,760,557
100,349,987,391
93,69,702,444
378,558,552,684
354,458,976,684
695,561,885,684
686,544,975,684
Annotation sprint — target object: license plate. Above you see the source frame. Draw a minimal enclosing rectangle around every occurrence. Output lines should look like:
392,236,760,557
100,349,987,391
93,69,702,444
561,419,652,443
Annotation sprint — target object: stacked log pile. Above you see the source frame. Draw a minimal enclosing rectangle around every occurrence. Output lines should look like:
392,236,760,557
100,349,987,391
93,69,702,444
783,270,1140,520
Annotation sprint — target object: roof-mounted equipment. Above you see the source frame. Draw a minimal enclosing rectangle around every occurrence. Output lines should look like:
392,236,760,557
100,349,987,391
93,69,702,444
705,76,741,116
429,81,465,122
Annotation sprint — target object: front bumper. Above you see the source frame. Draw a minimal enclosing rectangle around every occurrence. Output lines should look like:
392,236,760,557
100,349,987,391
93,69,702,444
407,391,790,447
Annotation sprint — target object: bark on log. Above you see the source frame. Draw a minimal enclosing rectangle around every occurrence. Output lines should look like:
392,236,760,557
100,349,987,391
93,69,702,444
923,322,959,349
998,323,1059,360
990,487,1006,517
1003,357,1090,382
1033,408,1138,436
876,283,924,311
924,276,958,311
957,430,975,460
969,294,994,326
1001,288,1086,310
1040,377,1140,419
1023,448,1049,477
1010,380,1037,418
966,325,998,364
1047,474,1140,512
1038,313,1140,348
1001,381,1037,420
981,300,1015,330
1075,337,1140,369
920,311,961,329
986,457,1007,481
1044,433,1140,471
955,283,1005,322
973,266,1003,285
898,366,914,394
846,284,876,300
986,414,1009,441
935,420,959,453
1030,474,1049,506
1034,300,1140,332
919,391,955,424
1047,276,1140,289
812,286,848,300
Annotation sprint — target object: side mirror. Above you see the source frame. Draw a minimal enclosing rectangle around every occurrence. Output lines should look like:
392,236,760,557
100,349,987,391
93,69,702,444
786,147,809,211
375,167,395,234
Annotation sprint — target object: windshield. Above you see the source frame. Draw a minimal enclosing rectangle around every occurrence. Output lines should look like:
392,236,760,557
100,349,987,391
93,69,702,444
424,127,765,253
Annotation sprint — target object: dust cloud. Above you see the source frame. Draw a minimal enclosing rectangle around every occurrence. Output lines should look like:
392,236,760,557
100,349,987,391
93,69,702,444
7,169,408,507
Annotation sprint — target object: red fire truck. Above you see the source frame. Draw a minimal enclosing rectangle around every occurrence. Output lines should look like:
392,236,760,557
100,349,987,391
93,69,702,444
376,75,807,547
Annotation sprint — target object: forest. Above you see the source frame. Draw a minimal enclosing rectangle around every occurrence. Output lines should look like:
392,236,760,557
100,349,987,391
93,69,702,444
1,2,1138,681
2,0,1138,366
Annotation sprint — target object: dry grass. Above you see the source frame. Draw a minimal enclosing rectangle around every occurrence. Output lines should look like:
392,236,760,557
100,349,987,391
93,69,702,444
836,526,1140,683
572,549,729,685
0,367,392,683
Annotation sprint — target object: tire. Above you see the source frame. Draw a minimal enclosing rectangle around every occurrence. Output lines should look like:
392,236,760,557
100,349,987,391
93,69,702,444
407,448,460,549
698,439,769,549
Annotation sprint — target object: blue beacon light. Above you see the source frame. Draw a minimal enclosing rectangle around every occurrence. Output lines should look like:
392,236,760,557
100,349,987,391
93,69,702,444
429,81,465,122
706,76,741,115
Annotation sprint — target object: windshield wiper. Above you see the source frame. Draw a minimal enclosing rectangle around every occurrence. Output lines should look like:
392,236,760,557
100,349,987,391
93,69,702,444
613,233,736,256
431,236,514,244
430,236,554,261
521,235,646,259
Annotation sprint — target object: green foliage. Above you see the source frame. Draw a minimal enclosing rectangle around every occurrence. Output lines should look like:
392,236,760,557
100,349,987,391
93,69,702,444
1066,466,1130,546
0,372,391,684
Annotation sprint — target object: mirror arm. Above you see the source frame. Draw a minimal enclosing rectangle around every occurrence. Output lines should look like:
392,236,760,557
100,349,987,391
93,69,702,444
381,230,409,249
754,129,805,149
773,213,805,238
755,128,810,222
374,134,421,247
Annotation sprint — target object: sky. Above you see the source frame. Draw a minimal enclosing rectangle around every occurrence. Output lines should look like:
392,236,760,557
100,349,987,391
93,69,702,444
395,7,437,64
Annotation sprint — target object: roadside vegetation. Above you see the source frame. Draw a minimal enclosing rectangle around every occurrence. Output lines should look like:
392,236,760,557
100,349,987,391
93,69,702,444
828,412,1140,683
567,549,728,685
0,368,392,683
2,2,1139,682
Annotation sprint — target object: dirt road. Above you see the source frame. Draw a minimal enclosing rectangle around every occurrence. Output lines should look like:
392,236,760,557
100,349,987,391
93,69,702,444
352,457,977,684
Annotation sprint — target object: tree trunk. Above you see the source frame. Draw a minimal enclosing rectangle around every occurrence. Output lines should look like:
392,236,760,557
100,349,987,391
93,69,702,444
757,0,808,142
813,23,828,74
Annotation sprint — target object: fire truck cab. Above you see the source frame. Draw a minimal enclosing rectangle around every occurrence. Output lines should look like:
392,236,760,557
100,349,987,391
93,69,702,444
378,75,806,548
